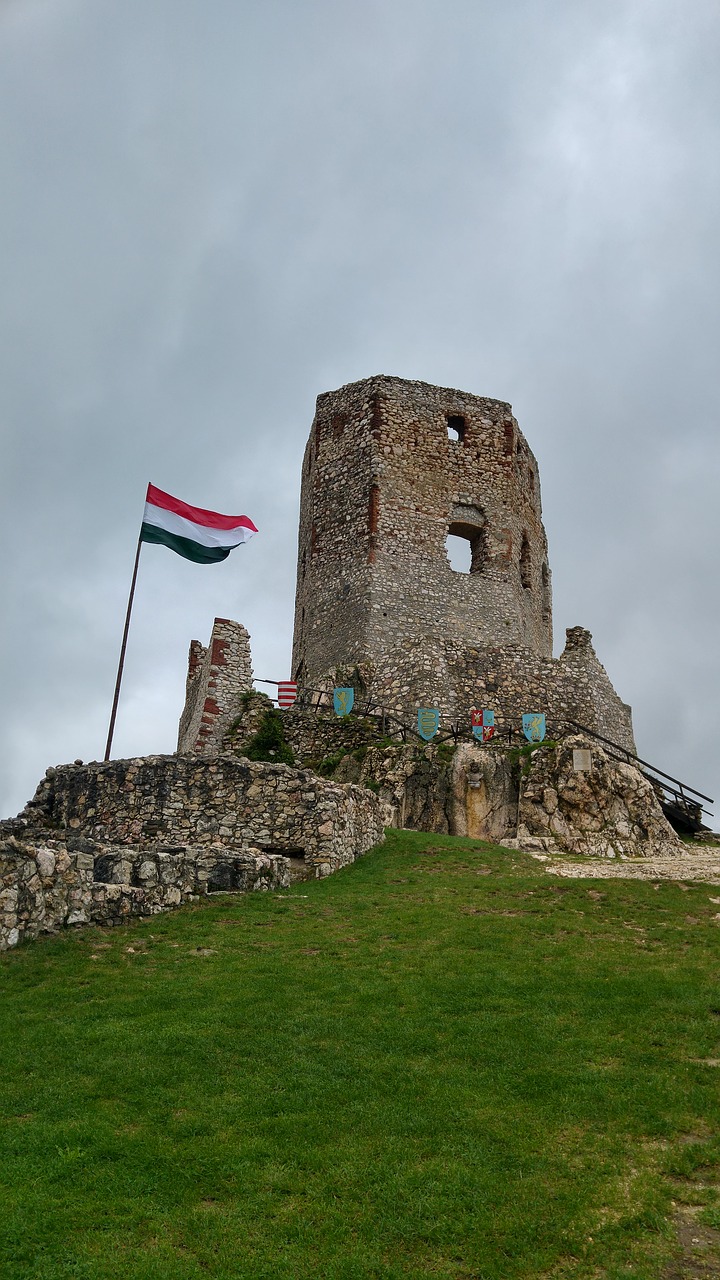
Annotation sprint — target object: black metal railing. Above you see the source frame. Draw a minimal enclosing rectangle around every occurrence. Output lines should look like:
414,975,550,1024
561,719,713,828
255,681,714,828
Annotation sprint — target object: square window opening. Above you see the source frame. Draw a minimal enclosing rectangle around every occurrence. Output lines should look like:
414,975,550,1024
447,414,466,443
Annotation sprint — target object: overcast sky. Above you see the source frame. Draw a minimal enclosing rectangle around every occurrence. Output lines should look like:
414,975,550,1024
1,0,718,822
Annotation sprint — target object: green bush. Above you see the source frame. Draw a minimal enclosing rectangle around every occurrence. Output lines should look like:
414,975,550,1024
508,739,558,777
242,710,295,765
314,751,347,777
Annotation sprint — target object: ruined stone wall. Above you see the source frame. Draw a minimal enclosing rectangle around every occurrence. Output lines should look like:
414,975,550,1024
0,755,385,950
177,618,254,754
17,756,384,876
292,375,552,687
368,627,635,752
0,836,289,952
276,708,382,765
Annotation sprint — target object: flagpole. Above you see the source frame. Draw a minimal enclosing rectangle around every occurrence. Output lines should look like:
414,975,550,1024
104,534,143,762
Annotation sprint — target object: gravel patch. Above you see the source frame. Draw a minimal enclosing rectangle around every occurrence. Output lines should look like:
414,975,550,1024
527,847,720,883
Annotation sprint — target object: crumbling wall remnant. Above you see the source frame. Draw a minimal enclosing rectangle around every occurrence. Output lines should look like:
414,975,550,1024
178,618,254,754
0,754,385,950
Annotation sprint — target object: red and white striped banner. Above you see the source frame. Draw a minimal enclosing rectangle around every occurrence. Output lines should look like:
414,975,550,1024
277,681,297,709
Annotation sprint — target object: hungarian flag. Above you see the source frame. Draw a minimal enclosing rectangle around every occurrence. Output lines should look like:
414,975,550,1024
141,484,258,564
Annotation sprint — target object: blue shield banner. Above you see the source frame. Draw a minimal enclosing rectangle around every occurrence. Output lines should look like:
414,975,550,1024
417,708,440,741
522,713,546,743
333,687,354,717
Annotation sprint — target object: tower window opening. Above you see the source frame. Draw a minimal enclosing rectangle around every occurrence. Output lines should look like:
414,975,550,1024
520,533,532,589
447,414,466,443
446,533,472,572
446,521,487,574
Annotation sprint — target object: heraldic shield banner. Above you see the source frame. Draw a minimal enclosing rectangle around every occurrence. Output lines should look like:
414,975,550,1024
471,709,495,742
417,708,440,741
277,681,297,709
522,713,546,743
333,687,354,717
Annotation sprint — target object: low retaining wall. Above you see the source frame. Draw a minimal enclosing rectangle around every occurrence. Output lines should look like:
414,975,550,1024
1,754,385,950
0,838,289,951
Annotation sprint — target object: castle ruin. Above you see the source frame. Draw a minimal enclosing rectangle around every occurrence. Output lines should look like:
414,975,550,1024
2,374,696,954
291,375,634,748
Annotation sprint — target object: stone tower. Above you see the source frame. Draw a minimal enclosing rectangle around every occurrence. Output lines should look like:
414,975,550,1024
292,375,634,748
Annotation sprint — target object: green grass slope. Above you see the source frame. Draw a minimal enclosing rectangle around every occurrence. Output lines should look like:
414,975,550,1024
2,831,720,1279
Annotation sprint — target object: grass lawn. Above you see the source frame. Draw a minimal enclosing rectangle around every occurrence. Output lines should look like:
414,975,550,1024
2,830,720,1279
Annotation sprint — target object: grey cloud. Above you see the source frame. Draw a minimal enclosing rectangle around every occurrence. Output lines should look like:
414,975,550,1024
1,0,718,820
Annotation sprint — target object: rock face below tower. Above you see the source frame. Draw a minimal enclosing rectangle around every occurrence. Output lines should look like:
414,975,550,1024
291,375,635,751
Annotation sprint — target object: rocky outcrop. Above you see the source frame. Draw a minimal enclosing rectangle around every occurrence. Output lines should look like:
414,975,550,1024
514,735,683,858
451,744,518,841
344,743,454,833
333,741,518,841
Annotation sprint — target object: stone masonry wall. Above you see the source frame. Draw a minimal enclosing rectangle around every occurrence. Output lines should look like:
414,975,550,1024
273,707,383,765
292,375,553,688
1,836,290,952
178,618,254,754
18,756,384,874
367,627,635,752
0,755,385,950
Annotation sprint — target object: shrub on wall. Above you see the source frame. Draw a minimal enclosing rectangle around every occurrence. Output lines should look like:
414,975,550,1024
242,710,295,766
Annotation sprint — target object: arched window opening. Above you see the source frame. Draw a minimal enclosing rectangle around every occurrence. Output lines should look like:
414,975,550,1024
447,414,466,443
446,520,487,574
520,533,532,589
445,533,472,572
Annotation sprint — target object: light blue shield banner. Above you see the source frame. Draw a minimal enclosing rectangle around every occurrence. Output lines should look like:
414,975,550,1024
522,713,546,743
333,687,354,717
417,708,440,741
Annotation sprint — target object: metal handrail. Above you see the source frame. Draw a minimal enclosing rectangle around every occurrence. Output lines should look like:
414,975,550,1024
563,719,714,805
253,681,713,820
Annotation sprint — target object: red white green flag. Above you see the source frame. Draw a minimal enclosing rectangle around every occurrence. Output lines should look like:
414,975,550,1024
140,484,258,564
